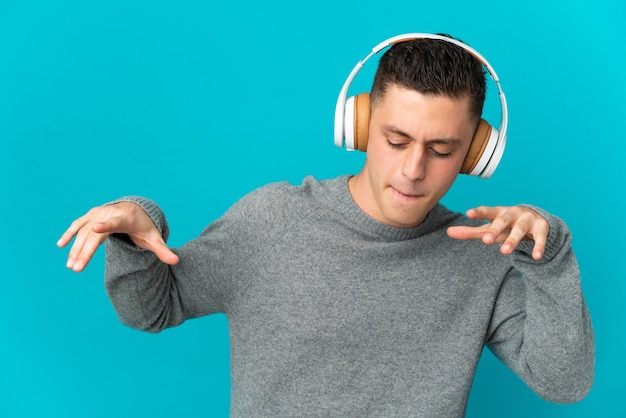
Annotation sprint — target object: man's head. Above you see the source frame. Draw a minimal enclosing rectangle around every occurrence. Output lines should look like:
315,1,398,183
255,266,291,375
349,36,489,228
370,35,487,124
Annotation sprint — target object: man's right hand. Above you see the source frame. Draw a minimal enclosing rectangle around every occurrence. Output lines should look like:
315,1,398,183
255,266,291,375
57,202,180,272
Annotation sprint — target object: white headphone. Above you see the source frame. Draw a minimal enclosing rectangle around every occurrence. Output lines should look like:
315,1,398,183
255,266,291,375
334,33,508,178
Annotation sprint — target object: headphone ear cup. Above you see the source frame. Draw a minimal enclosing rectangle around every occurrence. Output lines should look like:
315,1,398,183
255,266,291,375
460,119,493,175
353,93,371,152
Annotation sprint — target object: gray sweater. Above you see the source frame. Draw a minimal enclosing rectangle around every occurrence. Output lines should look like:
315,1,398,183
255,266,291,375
105,175,594,417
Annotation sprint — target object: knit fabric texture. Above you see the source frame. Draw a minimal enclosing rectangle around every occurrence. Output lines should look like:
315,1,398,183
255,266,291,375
105,175,594,417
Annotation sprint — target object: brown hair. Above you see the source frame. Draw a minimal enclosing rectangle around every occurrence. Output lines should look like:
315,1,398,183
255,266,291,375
370,35,487,123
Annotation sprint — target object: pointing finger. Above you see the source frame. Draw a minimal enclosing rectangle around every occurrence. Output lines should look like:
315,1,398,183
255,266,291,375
447,224,491,241
57,215,89,248
466,206,501,222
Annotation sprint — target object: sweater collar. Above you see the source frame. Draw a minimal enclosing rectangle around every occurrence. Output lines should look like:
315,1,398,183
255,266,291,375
324,175,457,242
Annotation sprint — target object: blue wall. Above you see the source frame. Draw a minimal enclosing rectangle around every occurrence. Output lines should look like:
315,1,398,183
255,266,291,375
1,0,624,416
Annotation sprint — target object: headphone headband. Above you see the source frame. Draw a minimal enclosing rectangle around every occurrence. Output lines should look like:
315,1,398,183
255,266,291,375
334,33,508,178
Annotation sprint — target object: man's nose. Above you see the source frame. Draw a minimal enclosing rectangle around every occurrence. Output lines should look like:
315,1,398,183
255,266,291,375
401,144,426,181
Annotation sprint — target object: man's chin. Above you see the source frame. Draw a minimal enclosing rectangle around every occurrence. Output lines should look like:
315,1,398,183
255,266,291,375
382,210,428,229
382,199,437,228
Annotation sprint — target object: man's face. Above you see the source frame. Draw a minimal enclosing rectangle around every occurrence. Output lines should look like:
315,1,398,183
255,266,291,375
349,84,476,228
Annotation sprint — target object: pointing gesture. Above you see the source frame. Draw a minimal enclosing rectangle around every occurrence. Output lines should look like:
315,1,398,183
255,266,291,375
447,206,550,260
57,202,179,272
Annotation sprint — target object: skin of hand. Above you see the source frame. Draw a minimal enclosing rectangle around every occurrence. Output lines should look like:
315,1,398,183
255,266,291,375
57,202,179,272
446,205,550,261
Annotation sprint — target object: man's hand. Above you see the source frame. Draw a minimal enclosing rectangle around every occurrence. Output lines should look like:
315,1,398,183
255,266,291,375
57,202,180,272
447,206,549,260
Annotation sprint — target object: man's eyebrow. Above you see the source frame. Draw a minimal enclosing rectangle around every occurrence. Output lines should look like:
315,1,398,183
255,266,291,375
382,124,463,145
383,124,413,140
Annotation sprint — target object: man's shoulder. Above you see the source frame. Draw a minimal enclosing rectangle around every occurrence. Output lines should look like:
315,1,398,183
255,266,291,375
242,175,344,205
230,175,344,219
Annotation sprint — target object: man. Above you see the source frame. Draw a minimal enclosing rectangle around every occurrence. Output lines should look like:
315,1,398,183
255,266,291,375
57,35,594,417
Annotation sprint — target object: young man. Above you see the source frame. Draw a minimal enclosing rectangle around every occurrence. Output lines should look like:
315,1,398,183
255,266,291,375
58,35,594,416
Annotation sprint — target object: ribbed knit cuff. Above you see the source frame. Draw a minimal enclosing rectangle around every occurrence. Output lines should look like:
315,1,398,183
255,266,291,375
515,204,568,262
105,196,169,243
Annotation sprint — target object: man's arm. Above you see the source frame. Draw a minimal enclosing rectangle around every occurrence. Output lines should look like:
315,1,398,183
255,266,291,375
58,197,193,332
58,187,285,333
447,205,594,402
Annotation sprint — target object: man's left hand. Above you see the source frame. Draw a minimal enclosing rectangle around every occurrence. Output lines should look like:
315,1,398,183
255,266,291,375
447,206,549,260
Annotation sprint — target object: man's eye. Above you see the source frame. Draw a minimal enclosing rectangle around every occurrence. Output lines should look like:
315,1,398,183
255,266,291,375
387,140,407,149
430,148,452,158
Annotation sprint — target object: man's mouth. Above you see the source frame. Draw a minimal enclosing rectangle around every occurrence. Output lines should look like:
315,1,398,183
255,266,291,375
391,186,424,200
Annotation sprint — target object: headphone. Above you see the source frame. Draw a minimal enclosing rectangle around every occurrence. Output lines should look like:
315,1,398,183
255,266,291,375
334,33,508,178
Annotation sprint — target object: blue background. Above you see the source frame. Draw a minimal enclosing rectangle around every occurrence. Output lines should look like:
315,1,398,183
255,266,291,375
1,0,624,416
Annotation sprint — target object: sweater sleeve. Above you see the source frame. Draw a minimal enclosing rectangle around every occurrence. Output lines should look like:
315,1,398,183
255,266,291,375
103,184,297,333
103,195,204,333
103,194,264,333
485,206,594,403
